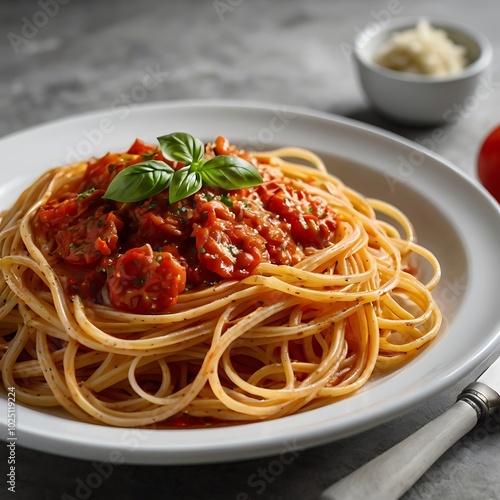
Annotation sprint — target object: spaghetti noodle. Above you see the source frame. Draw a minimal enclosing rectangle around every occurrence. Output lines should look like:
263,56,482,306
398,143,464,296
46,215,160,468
0,135,441,427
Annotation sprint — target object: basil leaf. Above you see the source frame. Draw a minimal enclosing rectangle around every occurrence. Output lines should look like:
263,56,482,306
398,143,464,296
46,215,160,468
102,161,174,203
169,167,202,204
157,132,205,165
200,156,263,190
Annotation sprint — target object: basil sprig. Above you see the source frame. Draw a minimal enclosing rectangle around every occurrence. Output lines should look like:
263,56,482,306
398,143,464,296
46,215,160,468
103,132,263,204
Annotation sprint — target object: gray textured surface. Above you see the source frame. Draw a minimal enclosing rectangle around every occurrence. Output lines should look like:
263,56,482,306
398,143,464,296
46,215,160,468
1,1,500,499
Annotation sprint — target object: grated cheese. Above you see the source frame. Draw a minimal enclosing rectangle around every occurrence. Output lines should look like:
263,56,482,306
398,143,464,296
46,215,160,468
375,20,468,76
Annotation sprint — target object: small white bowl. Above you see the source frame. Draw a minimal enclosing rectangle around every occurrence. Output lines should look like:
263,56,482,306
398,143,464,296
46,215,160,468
353,17,493,126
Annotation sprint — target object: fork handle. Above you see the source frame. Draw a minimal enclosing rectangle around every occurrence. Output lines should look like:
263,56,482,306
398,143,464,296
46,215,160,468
319,400,478,500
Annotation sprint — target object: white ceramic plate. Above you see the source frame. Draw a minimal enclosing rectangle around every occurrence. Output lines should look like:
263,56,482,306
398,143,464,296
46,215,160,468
1,100,499,464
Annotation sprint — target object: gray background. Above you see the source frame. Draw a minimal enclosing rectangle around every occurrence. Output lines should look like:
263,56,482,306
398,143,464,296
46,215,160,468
1,1,500,499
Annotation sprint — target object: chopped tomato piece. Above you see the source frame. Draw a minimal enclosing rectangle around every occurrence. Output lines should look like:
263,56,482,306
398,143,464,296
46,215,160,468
39,194,80,228
82,153,125,191
107,245,186,314
192,199,268,279
125,194,194,248
55,211,123,265
257,183,337,247
39,188,105,229
127,138,157,156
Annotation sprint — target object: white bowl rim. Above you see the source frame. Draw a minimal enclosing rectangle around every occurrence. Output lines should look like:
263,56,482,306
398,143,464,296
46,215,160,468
353,16,493,84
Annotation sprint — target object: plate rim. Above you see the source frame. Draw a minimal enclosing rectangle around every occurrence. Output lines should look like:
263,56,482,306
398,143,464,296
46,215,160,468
1,98,500,464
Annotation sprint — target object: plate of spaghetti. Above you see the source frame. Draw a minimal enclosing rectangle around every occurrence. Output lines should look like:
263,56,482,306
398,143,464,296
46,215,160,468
0,100,499,464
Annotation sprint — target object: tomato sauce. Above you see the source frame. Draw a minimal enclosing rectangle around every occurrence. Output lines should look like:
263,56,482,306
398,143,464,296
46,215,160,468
35,137,337,314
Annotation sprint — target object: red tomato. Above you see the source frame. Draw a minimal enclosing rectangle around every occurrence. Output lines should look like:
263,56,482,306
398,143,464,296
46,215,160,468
478,126,500,203
107,245,186,314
